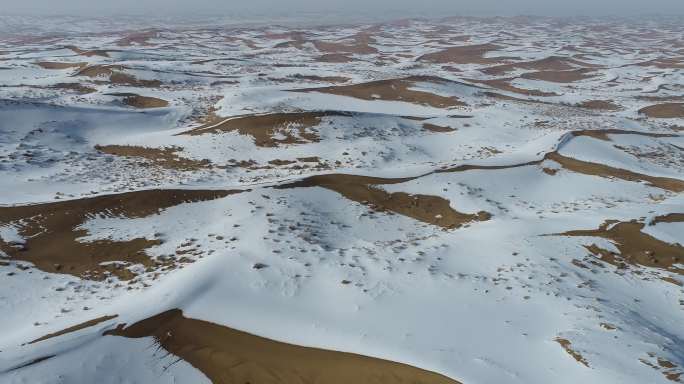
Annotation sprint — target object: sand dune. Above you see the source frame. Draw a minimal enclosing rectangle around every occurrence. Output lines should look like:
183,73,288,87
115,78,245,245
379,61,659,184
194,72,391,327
639,103,684,118
180,111,348,146
0,189,234,280
554,219,684,275
417,43,506,64
292,76,468,108
106,309,460,384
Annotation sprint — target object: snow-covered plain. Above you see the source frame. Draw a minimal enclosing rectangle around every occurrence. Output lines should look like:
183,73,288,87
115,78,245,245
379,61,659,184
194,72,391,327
0,14,683,384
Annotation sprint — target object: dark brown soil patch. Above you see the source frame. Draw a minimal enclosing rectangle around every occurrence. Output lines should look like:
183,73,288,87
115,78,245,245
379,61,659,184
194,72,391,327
107,93,168,108
468,78,558,97
267,159,296,166
635,58,684,70
288,74,350,83
553,220,684,275
521,68,597,83
52,82,97,94
576,100,621,110
180,112,349,147
481,56,597,75
423,123,457,132
555,338,589,367
115,31,160,46
639,103,684,118
316,53,354,63
651,213,684,225
35,61,85,70
65,45,110,58
417,43,504,64
0,189,235,280
571,129,679,142
75,65,161,87
276,174,490,229
546,152,684,192
95,145,210,171
29,315,118,344
105,309,460,384
297,156,321,163
438,159,541,173
437,143,684,192
313,40,377,55
293,76,466,108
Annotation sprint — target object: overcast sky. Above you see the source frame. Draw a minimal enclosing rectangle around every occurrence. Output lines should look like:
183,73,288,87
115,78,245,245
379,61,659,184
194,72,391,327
4,0,684,17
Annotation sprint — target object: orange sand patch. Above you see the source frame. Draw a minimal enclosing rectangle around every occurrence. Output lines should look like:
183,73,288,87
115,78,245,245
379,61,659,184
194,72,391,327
553,220,684,275
571,129,679,141
288,74,350,83
75,65,162,87
292,76,467,108
35,61,85,70
651,213,684,225
546,152,684,192
29,315,118,344
107,93,169,108
180,112,345,147
520,68,597,83
52,82,97,94
276,174,490,229
555,338,589,367
312,40,378,55
481,56,597,75
95,145,210,171
639,103,684,118
423,123,457,132
65,45,110,58
576,100,621,110
468,78,558,97
106,309,460,384
115,30,160,46
417,43,505,64
315,53,354,63
0,190,235,280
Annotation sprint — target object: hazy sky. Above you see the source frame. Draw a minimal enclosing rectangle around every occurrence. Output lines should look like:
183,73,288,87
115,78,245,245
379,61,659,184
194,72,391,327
5,0,684,16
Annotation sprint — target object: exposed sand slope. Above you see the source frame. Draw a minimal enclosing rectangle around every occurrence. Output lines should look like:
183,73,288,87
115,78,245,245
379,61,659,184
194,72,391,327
106,309,460,384
0,190,235,280
292,77,468,108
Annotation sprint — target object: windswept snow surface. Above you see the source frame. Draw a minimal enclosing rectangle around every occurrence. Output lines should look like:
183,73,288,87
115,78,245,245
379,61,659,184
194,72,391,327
1,14,684,384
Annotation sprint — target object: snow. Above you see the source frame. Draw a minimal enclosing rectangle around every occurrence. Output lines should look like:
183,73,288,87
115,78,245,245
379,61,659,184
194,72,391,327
1,13,683,384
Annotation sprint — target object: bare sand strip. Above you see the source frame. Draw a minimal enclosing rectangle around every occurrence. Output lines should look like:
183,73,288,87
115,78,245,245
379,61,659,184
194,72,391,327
275,174,490,229
551,219,684,275
106,93,169,108
291,76,468,108
417,43,507,64
570,129,679,141
639,103,684,118
106,309,460,384
179,111,349,146
96,145,210,171
0,189,237,280
555,338,590,367
34,61,86,70
28,315,118,344
481,56,598,75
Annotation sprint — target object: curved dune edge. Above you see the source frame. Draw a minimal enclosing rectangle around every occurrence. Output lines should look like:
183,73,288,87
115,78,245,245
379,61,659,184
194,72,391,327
549,219,684,275
106,93,169,109
105,309,461,384
0,189,238,281
275,173,491,229
28,315,118,345
290,76,469,108
638,103,684,118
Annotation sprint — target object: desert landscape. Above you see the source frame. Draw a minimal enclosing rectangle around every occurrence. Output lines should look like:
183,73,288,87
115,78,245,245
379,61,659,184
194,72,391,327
0,11,683,384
